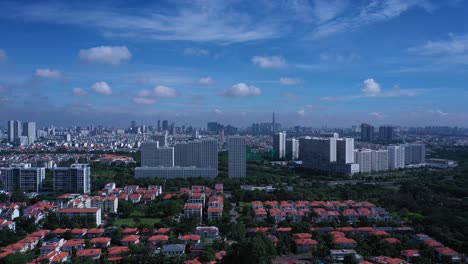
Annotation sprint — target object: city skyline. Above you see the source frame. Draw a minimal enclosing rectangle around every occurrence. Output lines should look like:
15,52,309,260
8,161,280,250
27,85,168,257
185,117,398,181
1,1,468,127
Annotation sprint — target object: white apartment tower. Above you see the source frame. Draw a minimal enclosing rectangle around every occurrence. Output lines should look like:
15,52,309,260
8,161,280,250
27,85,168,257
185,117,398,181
228,136,246,178
387,145,405,170
273,132,286,159
372,149,389,172
355,149,373,173
53,164,91,194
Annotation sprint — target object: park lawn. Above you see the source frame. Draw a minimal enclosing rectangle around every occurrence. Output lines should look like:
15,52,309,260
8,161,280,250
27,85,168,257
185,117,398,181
114,217,161,227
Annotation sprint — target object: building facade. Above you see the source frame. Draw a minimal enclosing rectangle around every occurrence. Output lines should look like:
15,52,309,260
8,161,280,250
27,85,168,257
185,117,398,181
0,163,45,192
53,164,91,194
228,136,246,178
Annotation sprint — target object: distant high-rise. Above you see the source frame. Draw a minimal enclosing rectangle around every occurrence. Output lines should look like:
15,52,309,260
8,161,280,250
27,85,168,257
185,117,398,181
361,123,374,142
286,139,299,160
131,120,136,133
53,164,91,194
22,122,36,143
272,112,276,133
0,163,45,192
151,133,167,147
272,132,286,159
157,120,161,131
228,136,246,178
7,120,22,142
379,126,394,141
162,120,169,131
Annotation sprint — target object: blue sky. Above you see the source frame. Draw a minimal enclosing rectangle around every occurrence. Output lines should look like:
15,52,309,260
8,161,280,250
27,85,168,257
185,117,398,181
0,0,467,128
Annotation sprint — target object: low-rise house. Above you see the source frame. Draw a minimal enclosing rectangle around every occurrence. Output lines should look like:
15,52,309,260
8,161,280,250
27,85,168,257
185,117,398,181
57,208,101,227
207,207,223,221
195,226,219,240
180,234,201,244
62,239,85,253
333,237,357,248
184,203,202,219
71,228,88,238
76,248,101,260
147,235,169,248
401,249,420,262
0,218,15,230
121,235,140,246
107,246,129,262
162,244,186,256
87,228,105,238
435,247,461,262
294,239,318,253
90,237,111,248
329,249,359,263
371,256,406,264
40,238,66,256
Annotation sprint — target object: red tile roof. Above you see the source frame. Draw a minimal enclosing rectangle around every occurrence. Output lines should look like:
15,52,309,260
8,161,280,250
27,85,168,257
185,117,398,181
77,248,101,257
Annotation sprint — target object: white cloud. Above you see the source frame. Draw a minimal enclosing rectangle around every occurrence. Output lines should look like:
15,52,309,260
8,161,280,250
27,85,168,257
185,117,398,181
427,109,448,116
214,109,223,114
4,2,279,44
297,109,305,116
0,49,6,62
221,83,262,97
408,33,468,55
184,48,209,56
72,87,88,96
362,78,381,96
370,112,388,118
79,46,131,65
313,0,434,38
322,78,419,101
280,77,302,85
92,81,113,95
252,56,286,68
199,77,215,86
133,97,157,105
153,85,179,98
312,0,348,23
320,52,360,63
35,68,63,79
133,85,179,104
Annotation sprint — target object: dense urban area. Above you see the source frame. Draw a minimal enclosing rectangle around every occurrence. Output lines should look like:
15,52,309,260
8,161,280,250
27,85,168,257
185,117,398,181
0,118,466,264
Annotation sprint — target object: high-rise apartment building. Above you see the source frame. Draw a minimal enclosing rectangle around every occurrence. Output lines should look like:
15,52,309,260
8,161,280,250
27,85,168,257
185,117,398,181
141,142,160,167
272,132,286,159
361,123,374,142
7,120,22,143
355,149,373,173
336,138,355,164
53,164,91,194
299,136,359,175
155,147,175,167
22,122,36,138
286,139,299,160
0,163,45,192
200,139,218,170
404,144,426,165
387,145,405,170
379,126,394,141
372,149,389,172
228,136,246,178
151,133,168,147
162,120,169,131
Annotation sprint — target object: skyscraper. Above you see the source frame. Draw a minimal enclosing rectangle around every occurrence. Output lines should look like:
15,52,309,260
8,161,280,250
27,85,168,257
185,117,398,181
372,149,389,172
53,164,91,194
228,136,246,178
157,120,161,131
162,120,169,131
151,133,167,147
379,126,394,141
272,112,276,133
361,123,374,142
272,132,286,159
7,120,22,142
22,121,36,140
404,144,426,165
